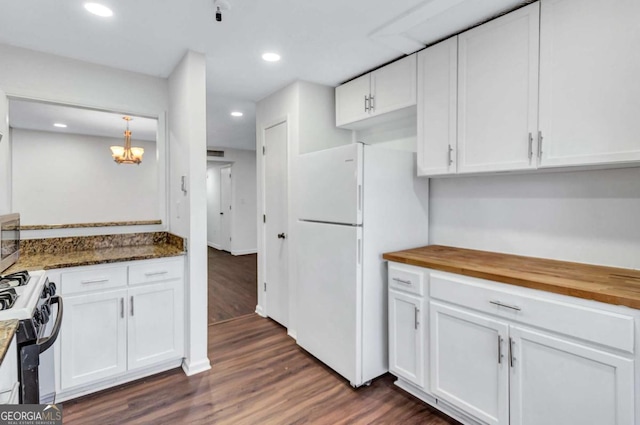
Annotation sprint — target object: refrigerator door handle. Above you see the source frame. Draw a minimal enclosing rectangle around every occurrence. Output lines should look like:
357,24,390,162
357,184,362,212
357,238,362,265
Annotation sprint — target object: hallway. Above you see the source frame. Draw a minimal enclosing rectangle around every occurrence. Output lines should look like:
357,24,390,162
207,247,258,324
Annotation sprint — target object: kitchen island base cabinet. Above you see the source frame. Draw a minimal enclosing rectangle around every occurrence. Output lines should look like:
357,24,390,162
55,257,185,400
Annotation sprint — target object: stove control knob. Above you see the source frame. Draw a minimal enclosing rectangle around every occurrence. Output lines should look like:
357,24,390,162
48,282,57,297
41,287,48,299
40,304,51,325
33,310,43,325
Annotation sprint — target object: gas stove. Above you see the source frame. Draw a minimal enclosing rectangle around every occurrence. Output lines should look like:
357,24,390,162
0,270,52,321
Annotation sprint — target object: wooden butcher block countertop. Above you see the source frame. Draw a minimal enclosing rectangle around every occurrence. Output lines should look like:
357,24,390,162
383,245,640,310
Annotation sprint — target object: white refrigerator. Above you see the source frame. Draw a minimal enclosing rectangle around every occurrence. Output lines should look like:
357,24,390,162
296,142,429,387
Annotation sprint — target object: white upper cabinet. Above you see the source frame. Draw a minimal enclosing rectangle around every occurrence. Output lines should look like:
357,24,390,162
457,3,540,174
417,36,458,177
539,0,640,167
336,55,417,129
335,74,371,127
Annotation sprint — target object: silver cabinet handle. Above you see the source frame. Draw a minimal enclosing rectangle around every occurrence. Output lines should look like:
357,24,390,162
392,277,412,285
120,298,124,319
414,307,419,330
489,300,521,311
364,95,370,112
537,131,543,158
81,278,109,284
130,296,134,316
498,335,503,364
369,95,375,112
448,144,453,166
509,337,515,368
144,271,168,277
528,132,533,160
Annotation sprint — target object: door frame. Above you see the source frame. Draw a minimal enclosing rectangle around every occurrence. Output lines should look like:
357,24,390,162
258,115,294,334
219,164,233,252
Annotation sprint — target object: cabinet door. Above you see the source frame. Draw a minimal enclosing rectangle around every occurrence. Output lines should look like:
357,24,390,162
127,281,184,371
335,74,371,127
389,290,425,387
510,326,634,425
457,3,539,173
417,36,457,176
371,54,417,117
430,301,509,425
60,289,127,390
539,0,640,167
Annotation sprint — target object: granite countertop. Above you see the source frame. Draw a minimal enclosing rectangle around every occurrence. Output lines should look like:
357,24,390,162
383,245,640,309
5,244,184,274
0,320,18,365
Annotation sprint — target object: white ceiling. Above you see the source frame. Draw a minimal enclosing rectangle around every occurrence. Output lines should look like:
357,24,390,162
9,99,157,141
0,0,526,151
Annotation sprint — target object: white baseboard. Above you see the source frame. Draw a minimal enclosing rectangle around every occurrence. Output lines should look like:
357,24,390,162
181,358,212,376
207,242,222,250
255,304,266,317
231,248,257,256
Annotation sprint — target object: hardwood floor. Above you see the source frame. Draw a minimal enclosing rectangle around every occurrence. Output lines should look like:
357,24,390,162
207,247,257,324
62,314,459,425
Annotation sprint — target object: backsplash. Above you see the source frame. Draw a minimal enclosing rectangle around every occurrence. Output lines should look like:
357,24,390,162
20,231,185,255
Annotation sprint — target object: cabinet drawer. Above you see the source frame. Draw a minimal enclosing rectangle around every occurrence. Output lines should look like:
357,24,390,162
128,258,183,286
388,263,426,296
430,271,635,353
61,266,127,295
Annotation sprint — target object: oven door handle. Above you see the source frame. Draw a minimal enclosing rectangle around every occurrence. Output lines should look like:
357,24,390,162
37,296,63,354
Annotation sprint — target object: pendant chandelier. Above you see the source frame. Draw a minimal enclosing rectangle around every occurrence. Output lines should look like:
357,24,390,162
110,116,144,164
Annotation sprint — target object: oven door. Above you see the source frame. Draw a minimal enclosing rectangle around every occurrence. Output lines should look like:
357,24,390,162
19,296,64,404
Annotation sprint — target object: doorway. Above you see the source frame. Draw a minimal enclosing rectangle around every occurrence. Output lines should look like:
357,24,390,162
206,153,258,324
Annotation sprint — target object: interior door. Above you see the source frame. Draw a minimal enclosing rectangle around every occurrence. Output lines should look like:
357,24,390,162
457,2,540,173
297,220,362,386
264,121,288,327
430,301,509,425
510,326,634,425
219,165,232,252
297,143,362,225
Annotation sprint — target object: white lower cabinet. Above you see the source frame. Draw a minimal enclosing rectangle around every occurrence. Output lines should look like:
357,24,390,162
127,281,184,371
388,263,637,425
0,336,19,404
57,257,185,398
389,290,424,387
430,301,509,425
509,326,634,425
60,289,128,389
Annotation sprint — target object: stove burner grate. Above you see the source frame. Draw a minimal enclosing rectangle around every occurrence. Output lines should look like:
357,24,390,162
0,287,17,311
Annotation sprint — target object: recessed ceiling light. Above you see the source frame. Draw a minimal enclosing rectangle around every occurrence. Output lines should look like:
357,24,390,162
262,52,281,62
230,111,243,117
84,3,113,17
53,123,68,128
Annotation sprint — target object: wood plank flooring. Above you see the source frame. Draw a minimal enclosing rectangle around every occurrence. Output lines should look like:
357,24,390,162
207,247,257,324
62,314,459,425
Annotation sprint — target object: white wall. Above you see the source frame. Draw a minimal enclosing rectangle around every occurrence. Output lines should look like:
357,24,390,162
256,81,351,335
429,167,640,270
0,44,169,235
12,129,158,225
0,91,9,214
168,50,210,375
206,162,226,248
